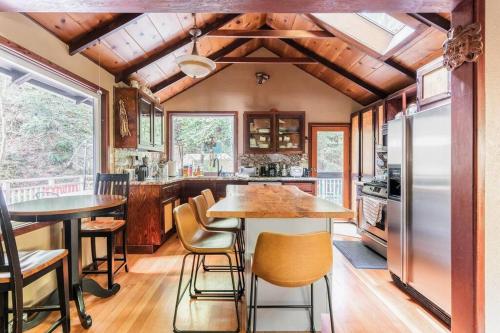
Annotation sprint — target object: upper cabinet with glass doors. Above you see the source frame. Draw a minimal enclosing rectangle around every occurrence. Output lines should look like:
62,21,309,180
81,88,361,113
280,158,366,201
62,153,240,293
114,87,165,152
244,110,305,154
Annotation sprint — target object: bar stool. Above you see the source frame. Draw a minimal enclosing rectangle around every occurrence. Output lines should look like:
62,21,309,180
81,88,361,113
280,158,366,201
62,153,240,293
172,203,240,333
81,173,129,290
247,231,335,333
192,195,245,273
0,191,70,333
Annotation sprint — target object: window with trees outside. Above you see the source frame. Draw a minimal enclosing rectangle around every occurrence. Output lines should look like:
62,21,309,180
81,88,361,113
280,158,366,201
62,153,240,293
0,48,101,205
170,112,237,175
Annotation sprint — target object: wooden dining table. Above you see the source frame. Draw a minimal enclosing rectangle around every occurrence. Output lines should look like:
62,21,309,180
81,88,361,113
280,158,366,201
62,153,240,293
8,194,127,329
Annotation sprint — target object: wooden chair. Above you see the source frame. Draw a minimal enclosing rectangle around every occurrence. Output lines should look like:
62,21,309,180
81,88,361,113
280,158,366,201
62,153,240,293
0,190,70,333
81,173,129,290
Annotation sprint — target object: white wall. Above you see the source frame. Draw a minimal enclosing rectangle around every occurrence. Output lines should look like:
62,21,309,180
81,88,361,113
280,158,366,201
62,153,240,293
163,48,362,155
485,0,500,330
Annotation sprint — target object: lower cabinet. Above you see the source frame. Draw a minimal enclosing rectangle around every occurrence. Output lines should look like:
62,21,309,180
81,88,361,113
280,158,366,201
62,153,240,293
285,181,316,195
127,182,181,254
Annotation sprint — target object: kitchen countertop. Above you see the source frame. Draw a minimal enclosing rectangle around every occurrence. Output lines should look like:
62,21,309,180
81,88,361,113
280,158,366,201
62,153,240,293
130,176,319,186
207,184,353,219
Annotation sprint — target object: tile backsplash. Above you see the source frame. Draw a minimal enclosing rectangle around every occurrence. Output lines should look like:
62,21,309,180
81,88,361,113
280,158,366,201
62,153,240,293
113,148,164,172
239,153,307,167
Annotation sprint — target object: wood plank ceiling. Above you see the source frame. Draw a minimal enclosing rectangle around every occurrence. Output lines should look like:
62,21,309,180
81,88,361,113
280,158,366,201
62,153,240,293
25,12,449,105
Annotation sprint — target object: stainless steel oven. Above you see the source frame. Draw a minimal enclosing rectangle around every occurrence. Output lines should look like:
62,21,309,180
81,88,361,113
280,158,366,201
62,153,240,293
360,181,388,258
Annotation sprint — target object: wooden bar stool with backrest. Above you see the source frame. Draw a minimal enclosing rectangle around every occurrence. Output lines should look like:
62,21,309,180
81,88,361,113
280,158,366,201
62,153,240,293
0,190,70,333
172,203,240,333
81,173,129,290
196,191,245,272
247,231,335,333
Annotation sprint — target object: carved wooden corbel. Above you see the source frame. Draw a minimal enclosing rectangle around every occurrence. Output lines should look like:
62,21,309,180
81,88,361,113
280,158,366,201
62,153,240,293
443,22,483,71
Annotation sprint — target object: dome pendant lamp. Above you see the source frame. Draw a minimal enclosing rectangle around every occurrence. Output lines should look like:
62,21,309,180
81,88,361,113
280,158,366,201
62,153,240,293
175,13,216,79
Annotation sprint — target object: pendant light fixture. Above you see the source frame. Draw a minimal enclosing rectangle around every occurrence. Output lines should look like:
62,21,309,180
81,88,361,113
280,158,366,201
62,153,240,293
175,13,216,79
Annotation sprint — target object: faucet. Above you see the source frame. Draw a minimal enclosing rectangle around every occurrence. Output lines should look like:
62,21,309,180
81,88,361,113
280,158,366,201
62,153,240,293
212,157,223,176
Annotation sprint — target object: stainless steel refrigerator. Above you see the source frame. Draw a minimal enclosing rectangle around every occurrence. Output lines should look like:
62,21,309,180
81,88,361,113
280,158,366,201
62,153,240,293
387,98,451,323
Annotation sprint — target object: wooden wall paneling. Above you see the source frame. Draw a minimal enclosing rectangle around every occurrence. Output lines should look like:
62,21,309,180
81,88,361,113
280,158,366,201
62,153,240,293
266,13,297,30
365,64,415,93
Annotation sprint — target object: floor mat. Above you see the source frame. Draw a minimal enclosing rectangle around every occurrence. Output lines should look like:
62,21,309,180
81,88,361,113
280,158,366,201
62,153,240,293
333,240,387,269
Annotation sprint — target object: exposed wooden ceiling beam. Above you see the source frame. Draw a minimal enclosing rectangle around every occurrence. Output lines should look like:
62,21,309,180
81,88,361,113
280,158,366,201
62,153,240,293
216,57,316,64
151,38,253,93
0,0,461,13
207,29,331,39
301,17,416,79
280,38,387,98
408,13,451,33
116,14,241,83
69,13,143,55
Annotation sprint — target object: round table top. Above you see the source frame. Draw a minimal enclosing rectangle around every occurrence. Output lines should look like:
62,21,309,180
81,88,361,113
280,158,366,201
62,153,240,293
8,194,126,218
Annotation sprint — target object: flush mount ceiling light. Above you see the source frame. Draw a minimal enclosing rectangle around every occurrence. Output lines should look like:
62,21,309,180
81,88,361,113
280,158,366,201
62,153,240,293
175,14,216,79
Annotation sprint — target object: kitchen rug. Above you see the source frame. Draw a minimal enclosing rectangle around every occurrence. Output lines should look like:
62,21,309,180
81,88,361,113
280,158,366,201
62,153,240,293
333,240,387,269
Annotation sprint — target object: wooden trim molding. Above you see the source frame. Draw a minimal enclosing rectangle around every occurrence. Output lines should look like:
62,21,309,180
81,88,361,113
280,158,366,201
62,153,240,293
450,0,485,332
167,111,239,173
0,35,110,172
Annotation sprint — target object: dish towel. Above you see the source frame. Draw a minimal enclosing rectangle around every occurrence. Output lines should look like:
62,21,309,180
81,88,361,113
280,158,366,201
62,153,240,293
362,196,385,226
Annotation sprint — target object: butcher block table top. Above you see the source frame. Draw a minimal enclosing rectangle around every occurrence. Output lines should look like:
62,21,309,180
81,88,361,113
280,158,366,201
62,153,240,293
207,184,354,219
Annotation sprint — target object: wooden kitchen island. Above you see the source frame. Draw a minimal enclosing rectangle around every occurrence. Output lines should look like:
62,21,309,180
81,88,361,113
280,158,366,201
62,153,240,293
207,184,353,332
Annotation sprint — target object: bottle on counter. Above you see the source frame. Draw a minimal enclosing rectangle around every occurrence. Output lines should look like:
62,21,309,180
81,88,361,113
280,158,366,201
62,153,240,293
182,165,189,177
188,164,193,177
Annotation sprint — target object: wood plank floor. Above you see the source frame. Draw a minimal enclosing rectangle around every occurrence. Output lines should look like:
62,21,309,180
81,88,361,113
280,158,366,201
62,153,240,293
29,225,450,333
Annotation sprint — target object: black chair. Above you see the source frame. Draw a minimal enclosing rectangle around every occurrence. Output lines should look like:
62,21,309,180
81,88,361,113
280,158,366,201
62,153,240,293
81,173,129,290
0,190,70,333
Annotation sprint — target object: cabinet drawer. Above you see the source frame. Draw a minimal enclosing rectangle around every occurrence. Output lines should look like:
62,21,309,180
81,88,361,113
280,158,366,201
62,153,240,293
285,182,315,194
162,183,181,200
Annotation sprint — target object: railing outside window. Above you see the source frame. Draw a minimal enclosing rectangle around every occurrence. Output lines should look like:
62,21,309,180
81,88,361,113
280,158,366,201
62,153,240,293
316,174,343,205
0,176,93,204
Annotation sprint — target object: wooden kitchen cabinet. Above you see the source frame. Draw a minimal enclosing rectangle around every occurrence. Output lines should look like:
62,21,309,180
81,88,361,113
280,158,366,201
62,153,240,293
127,182,181,253
361,109,374,177
244,110,305,154
114,87,165,152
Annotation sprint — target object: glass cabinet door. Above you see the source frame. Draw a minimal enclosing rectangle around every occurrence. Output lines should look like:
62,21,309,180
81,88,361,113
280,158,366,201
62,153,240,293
139,98,153,147
153,106,164,148
276,114,304,152
246,114,274,153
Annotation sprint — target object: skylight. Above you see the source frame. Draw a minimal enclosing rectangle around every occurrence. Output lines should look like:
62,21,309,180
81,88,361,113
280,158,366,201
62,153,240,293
357,13,405,35
312,13,416,55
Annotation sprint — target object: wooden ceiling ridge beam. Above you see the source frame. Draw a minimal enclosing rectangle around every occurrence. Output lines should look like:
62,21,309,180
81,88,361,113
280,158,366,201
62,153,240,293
301,15,416,80
68,13,144,55
150,38,255,93
207,29,332,39
216,57,316,64
116,13,241,83
408,13,451,33
279,38,387,98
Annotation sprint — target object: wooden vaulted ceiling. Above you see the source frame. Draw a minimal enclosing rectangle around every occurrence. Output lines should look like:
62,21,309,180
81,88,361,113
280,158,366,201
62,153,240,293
25,12,450,105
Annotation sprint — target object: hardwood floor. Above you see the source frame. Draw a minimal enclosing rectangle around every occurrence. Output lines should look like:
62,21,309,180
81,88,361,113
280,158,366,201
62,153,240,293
29,224,449,333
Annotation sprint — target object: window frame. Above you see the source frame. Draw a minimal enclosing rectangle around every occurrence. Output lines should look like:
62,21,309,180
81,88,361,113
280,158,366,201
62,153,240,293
0,35,110,173
167,111,239,174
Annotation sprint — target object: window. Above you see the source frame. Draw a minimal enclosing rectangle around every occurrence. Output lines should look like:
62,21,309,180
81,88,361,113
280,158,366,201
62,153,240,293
169,112,237,175
0,47,101,204
312,13,415,55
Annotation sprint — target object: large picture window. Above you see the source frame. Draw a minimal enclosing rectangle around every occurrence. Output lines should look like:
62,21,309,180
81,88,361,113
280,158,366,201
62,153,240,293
169,112,237,175
0,47,101,204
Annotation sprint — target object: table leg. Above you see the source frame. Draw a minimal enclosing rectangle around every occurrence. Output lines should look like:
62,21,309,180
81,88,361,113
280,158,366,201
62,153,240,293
64,219,92,329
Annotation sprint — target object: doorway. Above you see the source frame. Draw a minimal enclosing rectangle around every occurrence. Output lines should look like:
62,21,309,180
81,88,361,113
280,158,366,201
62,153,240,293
309,124,350,208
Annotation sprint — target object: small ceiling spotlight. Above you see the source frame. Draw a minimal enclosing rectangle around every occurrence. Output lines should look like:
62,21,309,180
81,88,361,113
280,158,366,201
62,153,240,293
256,72,270,85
